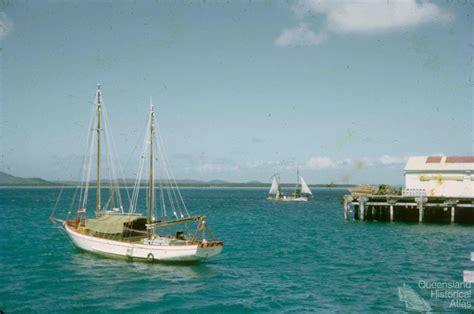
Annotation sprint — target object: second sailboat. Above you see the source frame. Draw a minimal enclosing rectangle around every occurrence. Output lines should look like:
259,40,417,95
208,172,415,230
267,169,313,202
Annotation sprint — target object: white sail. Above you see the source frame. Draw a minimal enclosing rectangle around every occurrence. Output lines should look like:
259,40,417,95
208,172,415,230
269,176,279,195
300,176,312,195
52,86,223,263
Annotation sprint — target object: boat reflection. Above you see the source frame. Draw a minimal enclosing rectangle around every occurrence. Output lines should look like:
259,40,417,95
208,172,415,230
65,250,218,282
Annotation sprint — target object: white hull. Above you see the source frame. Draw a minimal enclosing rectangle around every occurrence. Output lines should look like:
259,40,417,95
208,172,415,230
64,222,222,262
267,172,312,201
267,196,308,202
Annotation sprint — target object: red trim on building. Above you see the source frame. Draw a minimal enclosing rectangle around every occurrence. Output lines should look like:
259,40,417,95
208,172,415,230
445,156,474,163
426,156,442,163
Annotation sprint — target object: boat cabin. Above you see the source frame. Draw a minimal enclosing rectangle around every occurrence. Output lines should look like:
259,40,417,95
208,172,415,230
84,214,148,238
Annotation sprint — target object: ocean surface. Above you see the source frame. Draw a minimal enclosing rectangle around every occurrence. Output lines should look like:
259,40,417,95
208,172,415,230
1,187,473,313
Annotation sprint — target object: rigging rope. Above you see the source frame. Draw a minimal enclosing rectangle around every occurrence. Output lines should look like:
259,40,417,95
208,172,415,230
129,114,151,215
81,122,97,210
155,121,190,218
118,102,195,224
78,104,96,211
102,104,130,211
50,184,65,219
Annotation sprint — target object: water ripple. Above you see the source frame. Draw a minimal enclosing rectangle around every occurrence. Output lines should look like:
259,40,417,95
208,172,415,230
0,188,473,312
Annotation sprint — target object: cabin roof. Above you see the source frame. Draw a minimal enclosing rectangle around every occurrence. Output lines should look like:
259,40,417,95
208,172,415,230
405,156,474,172
85,214,146,234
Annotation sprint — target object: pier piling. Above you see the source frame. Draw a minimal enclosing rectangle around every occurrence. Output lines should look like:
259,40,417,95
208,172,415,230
359,196,367,221
343,194,474,224
415,197,427,223
343,195,352,221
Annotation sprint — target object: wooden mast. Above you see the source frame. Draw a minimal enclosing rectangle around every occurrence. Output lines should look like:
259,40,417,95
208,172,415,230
96,84,102,216
295,167,300,194
147,101,155,239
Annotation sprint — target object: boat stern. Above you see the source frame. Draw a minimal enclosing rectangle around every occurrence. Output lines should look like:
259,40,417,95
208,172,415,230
195,241,224,259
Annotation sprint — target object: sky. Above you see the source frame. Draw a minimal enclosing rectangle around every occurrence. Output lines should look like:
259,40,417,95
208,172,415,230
0,0,472,184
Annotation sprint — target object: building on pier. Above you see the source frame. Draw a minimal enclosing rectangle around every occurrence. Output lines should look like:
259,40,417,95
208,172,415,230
343,156,474,224
405,156,473,198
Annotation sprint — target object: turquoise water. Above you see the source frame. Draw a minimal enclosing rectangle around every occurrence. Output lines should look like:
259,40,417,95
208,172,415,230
1,187,473,313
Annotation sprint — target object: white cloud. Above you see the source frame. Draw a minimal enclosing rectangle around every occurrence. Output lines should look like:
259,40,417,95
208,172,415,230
251,137,266,144
196,163,239,173
194,154,407,175
276,0,452,46
303,155,408,170
305,156,337,169
378,154,407,165
0,13,13,39
244,160,280,169
196,159,294,173
275,23,327,47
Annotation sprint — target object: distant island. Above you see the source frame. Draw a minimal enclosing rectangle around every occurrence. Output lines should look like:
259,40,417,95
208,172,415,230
0,171,355,188
0,171,59,186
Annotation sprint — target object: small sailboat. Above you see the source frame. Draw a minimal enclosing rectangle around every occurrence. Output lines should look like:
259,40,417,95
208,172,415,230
51,85,223,262
267,169,313,202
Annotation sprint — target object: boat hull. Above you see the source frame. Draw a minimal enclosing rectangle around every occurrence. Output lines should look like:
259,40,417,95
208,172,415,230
267,196,308,202
64,222,222,262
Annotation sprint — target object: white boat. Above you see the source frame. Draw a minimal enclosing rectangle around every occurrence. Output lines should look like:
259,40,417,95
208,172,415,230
267,169,313,202
51,85,223,262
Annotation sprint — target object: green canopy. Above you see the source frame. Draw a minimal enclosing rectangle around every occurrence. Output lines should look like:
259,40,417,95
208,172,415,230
85,214,146,234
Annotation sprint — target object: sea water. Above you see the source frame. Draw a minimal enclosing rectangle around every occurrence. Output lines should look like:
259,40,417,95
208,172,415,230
0,188,473,312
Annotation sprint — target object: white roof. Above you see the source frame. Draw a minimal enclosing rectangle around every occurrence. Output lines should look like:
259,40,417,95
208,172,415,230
405,156,474,172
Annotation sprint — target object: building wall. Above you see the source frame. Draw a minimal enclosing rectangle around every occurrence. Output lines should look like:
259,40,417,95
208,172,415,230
405,172,473,197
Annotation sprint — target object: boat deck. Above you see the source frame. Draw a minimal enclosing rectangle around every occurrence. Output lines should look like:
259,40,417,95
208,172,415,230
65,220,220,247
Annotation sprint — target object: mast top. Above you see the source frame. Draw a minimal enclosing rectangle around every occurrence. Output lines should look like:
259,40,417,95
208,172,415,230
149,96,155,112
96,84,102,107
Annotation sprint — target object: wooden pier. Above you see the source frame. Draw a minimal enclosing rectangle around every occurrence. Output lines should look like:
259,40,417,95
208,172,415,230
343,194,474,224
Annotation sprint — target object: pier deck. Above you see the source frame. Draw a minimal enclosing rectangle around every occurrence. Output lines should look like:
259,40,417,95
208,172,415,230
343,194,474,224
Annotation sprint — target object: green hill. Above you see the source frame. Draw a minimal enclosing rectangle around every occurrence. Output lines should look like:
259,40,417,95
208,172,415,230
0,171,56,186
0,171,356,188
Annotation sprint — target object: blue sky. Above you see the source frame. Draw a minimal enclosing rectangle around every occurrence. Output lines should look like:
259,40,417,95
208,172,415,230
0,0,472,184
